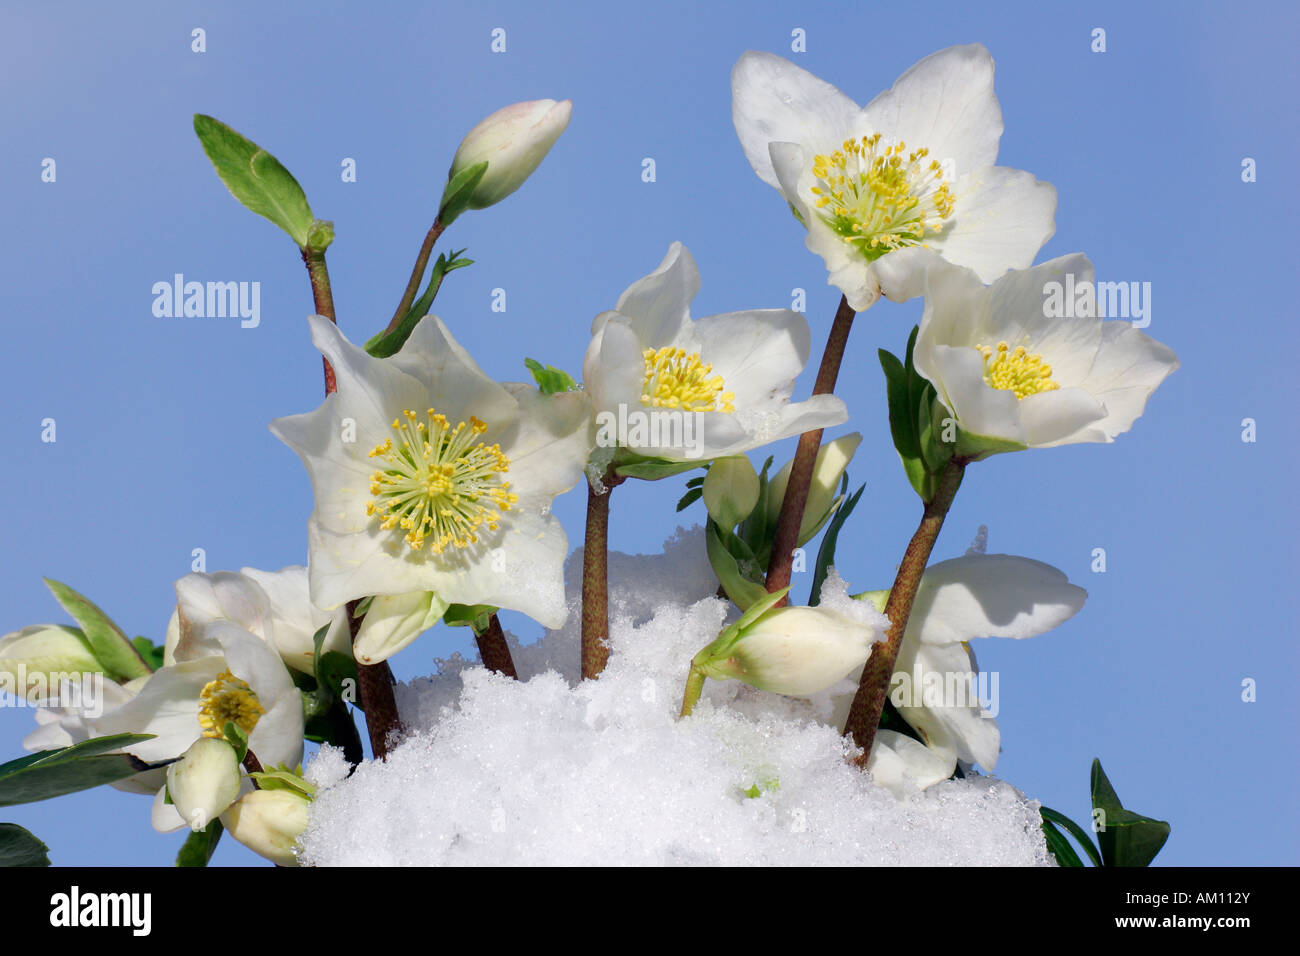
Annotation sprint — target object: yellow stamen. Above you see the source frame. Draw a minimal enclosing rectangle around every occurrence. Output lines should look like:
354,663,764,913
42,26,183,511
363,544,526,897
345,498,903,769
640,347,735,413
809,134,955,261
197,670,264,739
977,341,1060,399
367,408,517,554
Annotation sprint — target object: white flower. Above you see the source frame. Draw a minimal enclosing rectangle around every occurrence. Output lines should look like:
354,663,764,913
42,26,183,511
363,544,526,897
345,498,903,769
584,243,847,462
449,99,572,210
913,256,1179,451
732,45,1056,310
271,315,593,632
167,567,351,675
166,737,242,831
833,552,1086,780
865,729,955,798
221,788,311,867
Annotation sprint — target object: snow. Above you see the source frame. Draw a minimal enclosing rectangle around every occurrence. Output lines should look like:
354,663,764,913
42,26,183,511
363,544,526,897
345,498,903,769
300,527,1052,866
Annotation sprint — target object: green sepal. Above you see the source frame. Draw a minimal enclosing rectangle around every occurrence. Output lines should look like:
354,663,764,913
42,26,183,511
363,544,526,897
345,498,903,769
1040,805,1103,867
0,734,157,807
0,822,51,866
524,358,579,395
364,248,473,358
175,820,223,867
443,604,497,632
880,326,958,503
612,452,703,482
193,114,316,247
223,722,249,763
1040,816,1085,867
705,522,768,611
438,160,489,227
1090,758,1171,867
43,578,151,681
809,483,865,607
953,429,1028,461
305,218,335,253
698,586,790,666
249,765,316,799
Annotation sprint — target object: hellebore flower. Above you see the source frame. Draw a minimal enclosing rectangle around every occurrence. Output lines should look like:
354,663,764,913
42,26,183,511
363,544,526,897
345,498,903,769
732,45,1056,309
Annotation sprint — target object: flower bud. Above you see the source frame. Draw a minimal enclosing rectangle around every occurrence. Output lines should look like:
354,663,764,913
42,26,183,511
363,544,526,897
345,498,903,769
448,99,572,210
0,625,106,701
353,590,448,666
766,433,862,545
221,788,311,867
702,456,760,530
166,737,242,832
696,604,878,697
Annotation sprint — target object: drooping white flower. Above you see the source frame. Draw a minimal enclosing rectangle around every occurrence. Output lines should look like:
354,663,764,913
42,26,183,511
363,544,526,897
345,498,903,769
913,256,1179,451
865,729,955,798
584,243,847,462
449,99,572,210
764,431,861,545
166,567,351,675
833,552,1086,780
732,46,1056,310
270,315,593,635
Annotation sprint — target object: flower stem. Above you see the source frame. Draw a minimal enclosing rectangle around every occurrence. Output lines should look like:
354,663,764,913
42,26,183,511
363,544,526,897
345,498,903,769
344,601,404,760
581,468,624,680
301,247,339,394
679,663,706,718
842,458,966,765
764,295,856,602
385,217,445,335
473,613,518,680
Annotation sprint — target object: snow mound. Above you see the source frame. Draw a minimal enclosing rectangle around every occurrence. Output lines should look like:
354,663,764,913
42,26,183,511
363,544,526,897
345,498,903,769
300,527,1052,866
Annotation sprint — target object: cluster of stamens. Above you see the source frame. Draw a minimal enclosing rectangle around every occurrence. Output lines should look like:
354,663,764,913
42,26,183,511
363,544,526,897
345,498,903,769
977,341,1060,399
641,347,736,413
197,669,265,739
366,409,518,554
810,134,955,260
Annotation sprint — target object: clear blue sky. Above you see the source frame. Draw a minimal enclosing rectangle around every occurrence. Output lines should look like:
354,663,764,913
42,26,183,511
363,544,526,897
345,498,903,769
1,0,1296,866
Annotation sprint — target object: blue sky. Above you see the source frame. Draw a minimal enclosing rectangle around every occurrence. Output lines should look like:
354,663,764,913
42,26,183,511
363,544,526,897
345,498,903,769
1,0,1296,865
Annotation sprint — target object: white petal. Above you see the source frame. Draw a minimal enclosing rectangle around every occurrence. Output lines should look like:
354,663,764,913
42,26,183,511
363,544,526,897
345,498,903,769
151,786,189,834
732,51,859,189
209,622,296,705
89,659,224,762
894,638,999,769
353,591,445,666
1069,323,1180,443
866,729,956,797
928,344,1026,445
174,571,273,660
389,316,519,426
584,317,648,422
614,242,699,346
930,166,1057,283
1019,386,1108,447
248,692,305,770
872,247,948,304
909,553,1087,645
861,44,1003,175
239,565,350,674
496,385,594,501
691,309,809,410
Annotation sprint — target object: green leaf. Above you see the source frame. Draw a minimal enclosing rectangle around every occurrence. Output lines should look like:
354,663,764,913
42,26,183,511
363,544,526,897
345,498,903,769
675,486,703,512
438,160,489,227
175,820,223,867
1041,806,1103,867
684,475,706,489
43,578,151,681
705,522,769,611
364,249,473,358
809,483,865,607
223,722,249,763
0,822,51,866
524,358,579,395
0,733,157,807
1090,758,1171,867
193,114,316,247
1040,817,1085,867
131,637,165,672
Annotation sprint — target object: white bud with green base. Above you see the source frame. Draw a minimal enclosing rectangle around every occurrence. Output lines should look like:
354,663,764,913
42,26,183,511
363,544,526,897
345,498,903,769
765,432,861,546
166,737,242,832
221,788,312,867
446,99,572,215
0,625,107,700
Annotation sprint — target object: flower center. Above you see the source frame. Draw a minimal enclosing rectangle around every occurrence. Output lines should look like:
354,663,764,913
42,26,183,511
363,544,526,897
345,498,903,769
366,408,518,553
810,134,955,261
641,347,735,413
977,341,1060,399
198,669,264,739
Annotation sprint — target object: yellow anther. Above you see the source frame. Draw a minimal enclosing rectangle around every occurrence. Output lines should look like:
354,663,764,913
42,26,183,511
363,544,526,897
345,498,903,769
977,341,1061,399
197,670,264,739
640,346,736,414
